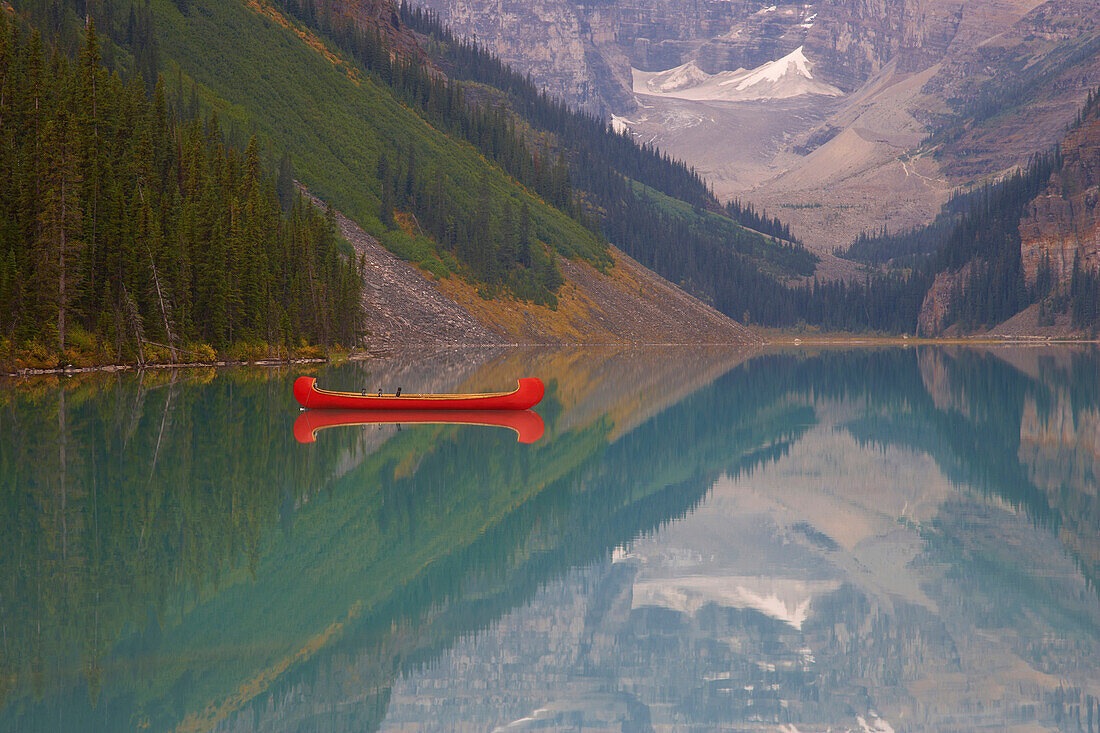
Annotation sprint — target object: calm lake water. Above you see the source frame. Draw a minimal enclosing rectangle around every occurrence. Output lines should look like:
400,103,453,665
1,346,1099,732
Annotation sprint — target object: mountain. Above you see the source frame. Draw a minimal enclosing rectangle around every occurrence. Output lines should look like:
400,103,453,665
5,0,928,350
415,0,1100,255
7,0,1092,343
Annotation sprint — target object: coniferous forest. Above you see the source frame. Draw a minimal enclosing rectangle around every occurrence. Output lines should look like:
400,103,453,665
0,16,362,366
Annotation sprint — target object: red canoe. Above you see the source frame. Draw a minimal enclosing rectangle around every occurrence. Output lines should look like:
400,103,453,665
293,409,545,444
293,376,544,411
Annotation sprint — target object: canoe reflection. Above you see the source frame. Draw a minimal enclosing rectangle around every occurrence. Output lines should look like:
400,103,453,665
293,408,545,444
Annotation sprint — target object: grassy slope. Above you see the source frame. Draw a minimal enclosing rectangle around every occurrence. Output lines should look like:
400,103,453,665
630,181,816,279
150,0,605,263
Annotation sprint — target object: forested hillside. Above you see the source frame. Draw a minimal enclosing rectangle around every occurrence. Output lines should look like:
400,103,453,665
250,0,994,335
0,15,361,367
11,0,611,314
11,0,830,331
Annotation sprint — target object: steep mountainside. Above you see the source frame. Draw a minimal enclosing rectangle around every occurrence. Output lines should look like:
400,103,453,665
924,0,1100,178
324,198,761,344
6,0,778,352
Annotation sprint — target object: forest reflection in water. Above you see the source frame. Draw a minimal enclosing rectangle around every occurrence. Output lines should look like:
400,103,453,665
0,345,1098,731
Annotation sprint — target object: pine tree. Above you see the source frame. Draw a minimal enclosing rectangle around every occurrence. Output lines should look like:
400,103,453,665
36,95,84,351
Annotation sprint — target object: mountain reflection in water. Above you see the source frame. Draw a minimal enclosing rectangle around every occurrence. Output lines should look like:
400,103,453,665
0,346,1098,732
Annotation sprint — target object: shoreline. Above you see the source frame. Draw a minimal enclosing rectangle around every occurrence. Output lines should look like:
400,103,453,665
2,356,332,380
762,335,1100,346
4,334,1098,379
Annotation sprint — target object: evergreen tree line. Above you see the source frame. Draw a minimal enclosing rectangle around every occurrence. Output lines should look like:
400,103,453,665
844,225,942,268
840,135,1100,333
840,149,1070,331
604,184,927,331
0,18,361,363
1069,260,1100,328
725,199,796,242
12,0,160,91
841,184,987,267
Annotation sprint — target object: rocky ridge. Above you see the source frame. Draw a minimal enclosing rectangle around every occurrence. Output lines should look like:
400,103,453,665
917,261,972,336
1020,105,1100,284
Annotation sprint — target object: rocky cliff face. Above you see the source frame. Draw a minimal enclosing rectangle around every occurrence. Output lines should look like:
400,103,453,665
413,0,833,115
421,0,966,112
923,0,1100,179
410,0,1031,114
804,0,926,89
917,262,972,335
1020,107,1100,284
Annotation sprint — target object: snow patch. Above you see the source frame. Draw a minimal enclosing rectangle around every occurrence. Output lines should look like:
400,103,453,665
610,115,636,134
632,47,843,103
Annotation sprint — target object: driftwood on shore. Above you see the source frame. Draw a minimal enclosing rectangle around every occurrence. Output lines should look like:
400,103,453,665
4,357,331,379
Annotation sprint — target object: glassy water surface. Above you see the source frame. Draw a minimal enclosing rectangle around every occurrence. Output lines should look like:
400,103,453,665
2,346,1099,732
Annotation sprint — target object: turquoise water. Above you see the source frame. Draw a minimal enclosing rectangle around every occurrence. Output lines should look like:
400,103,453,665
1,347,1098,731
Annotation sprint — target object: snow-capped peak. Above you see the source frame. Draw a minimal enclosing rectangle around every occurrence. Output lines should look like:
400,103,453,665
724,46,814,90
632,46,842,103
